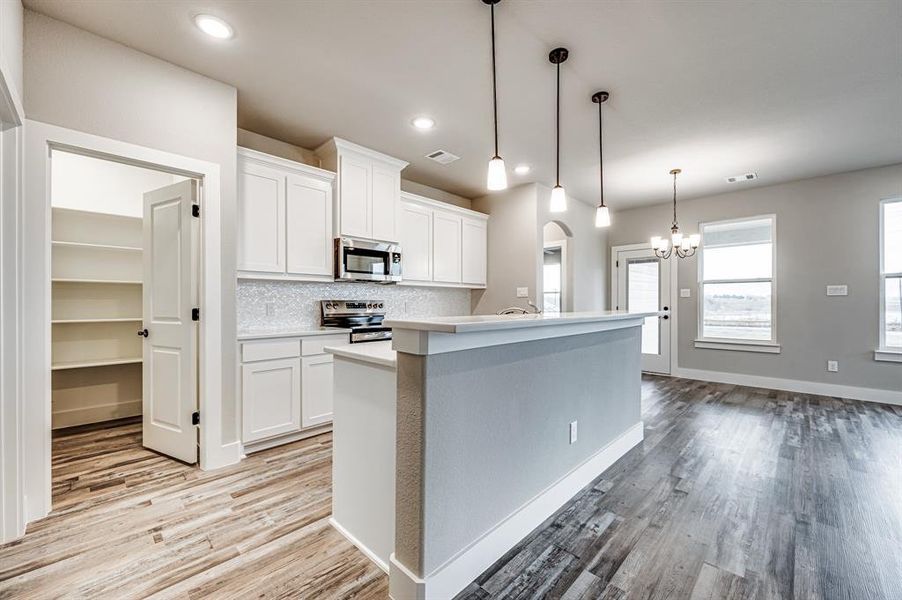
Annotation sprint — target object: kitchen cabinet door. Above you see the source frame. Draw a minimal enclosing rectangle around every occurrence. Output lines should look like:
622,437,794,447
242,358,301,443
433,211,462,283
399,201,433,282
371,163,399,242
301,354,334,428
461,217,488,287
238,161,285,273
339,153,371,239
286,173,333,277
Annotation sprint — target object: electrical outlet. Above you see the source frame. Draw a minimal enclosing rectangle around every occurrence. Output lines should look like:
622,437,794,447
827,360,839,372
680,288,691,298
516,287,529,298
265,302,275,317
569,421,578,444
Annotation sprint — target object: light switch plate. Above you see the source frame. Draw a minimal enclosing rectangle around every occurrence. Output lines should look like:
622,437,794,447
680,288,691,298
826,285,848,296
569,421,578,444
516,287,529,298
827,360,839,372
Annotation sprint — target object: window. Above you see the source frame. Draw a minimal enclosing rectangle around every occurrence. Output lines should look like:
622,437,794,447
880,199,902,352
698,215,776,348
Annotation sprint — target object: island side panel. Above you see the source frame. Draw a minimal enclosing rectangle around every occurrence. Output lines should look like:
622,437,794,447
395,351,427,575
418,326,642,577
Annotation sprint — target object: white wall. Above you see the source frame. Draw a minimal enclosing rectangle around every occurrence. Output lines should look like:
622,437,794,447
51,151,180,217
24,10,240,447
609,164,902,393
0,0,23,544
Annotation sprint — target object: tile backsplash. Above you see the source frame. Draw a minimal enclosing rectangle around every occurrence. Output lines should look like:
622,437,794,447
237,279,472,332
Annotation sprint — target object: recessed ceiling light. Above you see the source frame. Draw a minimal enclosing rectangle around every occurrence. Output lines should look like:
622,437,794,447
514,164,531,175
194,15,233,40
412,116,435,130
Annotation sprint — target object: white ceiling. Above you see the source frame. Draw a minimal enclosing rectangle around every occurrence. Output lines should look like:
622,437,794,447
24,0,902,208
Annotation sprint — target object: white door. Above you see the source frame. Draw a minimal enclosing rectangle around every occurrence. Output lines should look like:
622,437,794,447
371,163,399,242
237,160,285,273
399,200,433,282
433,211,462,283
242,358,302,442
614,247,671,374
142,180,198,463
339,154,371,238
301,354,334,428
461,218,487,287
286,172,332,277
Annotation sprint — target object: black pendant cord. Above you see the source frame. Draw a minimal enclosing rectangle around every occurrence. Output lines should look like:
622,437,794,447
490,2,500,159
555,61,561,187
598,100,604,208
672,171,678,229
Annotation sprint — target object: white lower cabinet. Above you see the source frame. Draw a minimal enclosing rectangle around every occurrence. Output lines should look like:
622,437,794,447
301,354,334,428
242,358,301,443
240,333,346,449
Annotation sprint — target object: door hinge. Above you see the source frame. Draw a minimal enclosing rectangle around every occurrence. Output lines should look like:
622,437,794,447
192,204,200,218
616,260,619,268
192,307,200,321
192,411,200,426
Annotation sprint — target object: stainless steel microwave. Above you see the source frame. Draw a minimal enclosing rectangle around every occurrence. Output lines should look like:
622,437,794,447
335,237,402,283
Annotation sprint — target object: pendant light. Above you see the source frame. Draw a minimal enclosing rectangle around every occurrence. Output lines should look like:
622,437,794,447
483,0,507,191
549,47,569,212
592,91,611,227
651,169,700,259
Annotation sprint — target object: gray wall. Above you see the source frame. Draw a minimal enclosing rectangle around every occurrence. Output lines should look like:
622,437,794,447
471,183,607,315
471,184,539,314
24,11,241,443
609,164,902,392
395,326,642,575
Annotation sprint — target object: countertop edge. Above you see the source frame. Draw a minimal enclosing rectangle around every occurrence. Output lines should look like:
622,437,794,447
237,328,350,341
383,311,659,334
325,343,397,369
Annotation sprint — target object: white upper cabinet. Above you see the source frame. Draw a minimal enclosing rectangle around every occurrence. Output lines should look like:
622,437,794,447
462,217,488,287
238,161,285,273
237,148,335,282
286,173,333,277
316,138,408,243
433,211,463,283
399,199,433,282
399,192,488,289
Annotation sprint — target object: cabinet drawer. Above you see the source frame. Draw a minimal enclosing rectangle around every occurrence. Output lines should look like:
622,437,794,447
241,338,301,362
301,334,350,356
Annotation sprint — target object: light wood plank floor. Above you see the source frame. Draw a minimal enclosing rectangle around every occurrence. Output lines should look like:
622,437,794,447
0,420,387,599
3,376,900,599
457,376,902,600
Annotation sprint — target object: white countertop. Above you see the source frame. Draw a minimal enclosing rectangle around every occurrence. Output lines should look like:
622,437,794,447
383,311,658,334
325,340,396,368
237,327,350,341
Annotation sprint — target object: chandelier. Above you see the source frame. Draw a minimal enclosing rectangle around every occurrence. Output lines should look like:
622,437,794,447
651,168,699,259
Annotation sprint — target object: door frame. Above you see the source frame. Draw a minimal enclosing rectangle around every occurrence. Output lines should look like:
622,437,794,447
611,242,678,375
23,120,228,524
542,239,569,313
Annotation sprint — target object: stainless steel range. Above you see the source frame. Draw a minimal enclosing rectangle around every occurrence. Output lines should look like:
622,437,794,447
321,300,391,344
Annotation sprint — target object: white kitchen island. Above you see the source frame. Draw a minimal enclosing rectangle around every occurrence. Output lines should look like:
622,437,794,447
329,311,656,600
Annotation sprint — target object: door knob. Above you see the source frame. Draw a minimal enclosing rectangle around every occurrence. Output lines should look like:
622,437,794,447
661,315,669,320
663,306,669,311
137,329,149,337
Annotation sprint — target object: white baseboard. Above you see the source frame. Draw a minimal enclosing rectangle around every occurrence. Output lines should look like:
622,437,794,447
672,367,902,406
330,517,389,574
200,440,243,471
51,400,142,429
389,421,644,600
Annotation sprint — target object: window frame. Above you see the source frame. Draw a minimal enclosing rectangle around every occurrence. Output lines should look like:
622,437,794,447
696,214,779,352
878,198,902,358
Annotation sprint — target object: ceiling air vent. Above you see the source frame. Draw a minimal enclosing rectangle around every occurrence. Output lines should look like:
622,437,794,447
725,172,758,183
425,150,460,165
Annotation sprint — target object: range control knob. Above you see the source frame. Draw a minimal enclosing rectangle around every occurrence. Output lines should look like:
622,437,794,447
378,303,384,308
367,303,373,309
